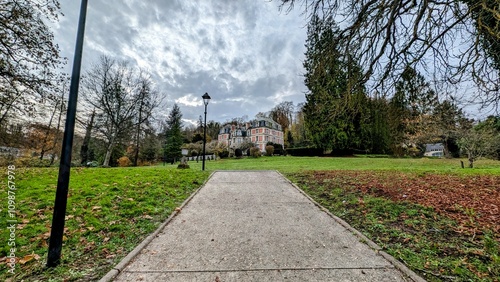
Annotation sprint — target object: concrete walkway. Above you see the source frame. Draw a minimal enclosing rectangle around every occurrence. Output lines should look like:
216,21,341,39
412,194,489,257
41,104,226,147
103,171,424,282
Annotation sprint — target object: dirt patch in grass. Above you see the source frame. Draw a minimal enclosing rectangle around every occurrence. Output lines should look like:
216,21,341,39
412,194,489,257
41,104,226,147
311,171,500,234
290,170,500,281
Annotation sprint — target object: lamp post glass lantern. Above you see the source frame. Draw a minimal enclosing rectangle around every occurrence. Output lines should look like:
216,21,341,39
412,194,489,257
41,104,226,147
202,93,211,171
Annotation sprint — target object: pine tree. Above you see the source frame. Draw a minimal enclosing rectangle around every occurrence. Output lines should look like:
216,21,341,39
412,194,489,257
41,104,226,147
433,99,469,157
361,98,390,154
302,15,367,153
164,104,183,163
389,66,439,153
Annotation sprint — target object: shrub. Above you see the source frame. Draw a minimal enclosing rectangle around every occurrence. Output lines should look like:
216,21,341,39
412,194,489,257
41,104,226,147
235,148,243,158
0,155,15,167
14,157,52,167
117,156,132,167
218,149,229,159
266,142,284,155
250,147,261,158
286,147,324,156
177,163,190,169
137,160,156,166
265,145,274,156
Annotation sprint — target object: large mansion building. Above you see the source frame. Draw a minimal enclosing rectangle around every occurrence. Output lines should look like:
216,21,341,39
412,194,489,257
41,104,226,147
218,117,284,152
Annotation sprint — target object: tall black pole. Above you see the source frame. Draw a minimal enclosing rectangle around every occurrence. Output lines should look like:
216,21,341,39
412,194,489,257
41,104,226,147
47,0,88,267
202,103,207,171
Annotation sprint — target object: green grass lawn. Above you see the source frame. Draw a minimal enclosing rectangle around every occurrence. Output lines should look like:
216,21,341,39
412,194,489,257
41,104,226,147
1,156,499,281
203,155,500,175
1,165,209,281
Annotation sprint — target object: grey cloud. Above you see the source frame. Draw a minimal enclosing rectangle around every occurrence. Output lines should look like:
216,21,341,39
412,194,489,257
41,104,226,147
197,28,208,37
230,57,255,74
53,0,308,124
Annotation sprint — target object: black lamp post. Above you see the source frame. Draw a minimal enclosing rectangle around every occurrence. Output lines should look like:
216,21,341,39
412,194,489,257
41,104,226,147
47,0,88,267
202,92,211,171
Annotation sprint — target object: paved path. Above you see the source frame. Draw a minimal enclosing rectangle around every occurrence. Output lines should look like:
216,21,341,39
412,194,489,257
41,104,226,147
104,171,423,281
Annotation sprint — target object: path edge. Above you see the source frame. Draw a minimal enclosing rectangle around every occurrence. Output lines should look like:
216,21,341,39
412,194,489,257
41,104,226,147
98,171,217,282
276,170,426,282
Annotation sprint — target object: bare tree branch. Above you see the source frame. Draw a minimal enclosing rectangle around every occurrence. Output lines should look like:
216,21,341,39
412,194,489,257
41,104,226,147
278,0,500,106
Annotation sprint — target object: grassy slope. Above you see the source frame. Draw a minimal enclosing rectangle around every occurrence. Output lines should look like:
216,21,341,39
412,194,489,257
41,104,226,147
1,157,499,281
206,156,500,175
1,166,208,281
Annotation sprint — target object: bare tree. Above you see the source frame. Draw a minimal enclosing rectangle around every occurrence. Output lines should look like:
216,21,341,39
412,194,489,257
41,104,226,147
0,0,63,123
458,125,498,168
131,71,161,166
269,101,295,132
39,78,67,161
291,102,308,145
82,56,139,167
278,0,500,105
78,108,96,166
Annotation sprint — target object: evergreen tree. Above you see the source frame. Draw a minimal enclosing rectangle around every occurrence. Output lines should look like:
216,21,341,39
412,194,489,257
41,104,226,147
361,98,390,154
139,128,161,162
433,99,467,157
286,130,294,148
388,66,439,154
303,15,367,153
388,87,410,156
164,104,183,163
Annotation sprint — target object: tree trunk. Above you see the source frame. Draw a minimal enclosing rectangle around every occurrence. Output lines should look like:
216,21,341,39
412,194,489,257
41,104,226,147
443,137,451,158
80,109,96,165
103,136,116,167
50,84,67,166
50,100,63,165
468,152,474,168
133,137,140,166
40,102,58,160
133,111,142,167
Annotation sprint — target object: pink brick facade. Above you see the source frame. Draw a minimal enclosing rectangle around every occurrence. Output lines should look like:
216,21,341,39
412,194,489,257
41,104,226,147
218,117,284,152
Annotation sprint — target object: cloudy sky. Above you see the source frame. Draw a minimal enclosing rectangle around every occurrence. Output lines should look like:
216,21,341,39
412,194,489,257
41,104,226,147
53,0,309,126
